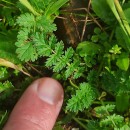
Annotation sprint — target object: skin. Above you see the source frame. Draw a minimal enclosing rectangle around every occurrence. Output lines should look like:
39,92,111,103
3,77,64,130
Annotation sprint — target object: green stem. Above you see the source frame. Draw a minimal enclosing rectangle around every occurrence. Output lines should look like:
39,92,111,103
76,118,89,122
108,55,111,70
93,101,115,105
69,79,79,89
0,110,8,125
97,60,104,76
109,29,115,42
73,117,88,130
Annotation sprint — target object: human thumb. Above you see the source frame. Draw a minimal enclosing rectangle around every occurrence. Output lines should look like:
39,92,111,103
3,77,64,130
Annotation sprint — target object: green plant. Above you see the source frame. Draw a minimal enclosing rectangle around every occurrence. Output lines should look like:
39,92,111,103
1,0,130,129
0,81,14,100
66,82,96,112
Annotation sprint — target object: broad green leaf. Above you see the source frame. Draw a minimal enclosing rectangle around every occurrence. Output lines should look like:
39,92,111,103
76,41,100,57
124,8,130,24
116,27,128,50
91,0,115,25
116,92,129,113
94,27,101,34
116,53,129,71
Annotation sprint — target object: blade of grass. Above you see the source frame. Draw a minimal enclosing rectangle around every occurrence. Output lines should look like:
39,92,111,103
106,0,127,35
114,0,130,36
0,58,31,77
45,0,69,17
106,0,130,50
19,0,40,16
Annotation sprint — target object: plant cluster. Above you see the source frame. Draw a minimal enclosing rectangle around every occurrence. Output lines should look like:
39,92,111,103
0,0,130,129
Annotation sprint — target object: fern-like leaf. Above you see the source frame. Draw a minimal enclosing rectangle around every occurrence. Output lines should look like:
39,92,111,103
15,6,86,79
55,42,64,57
34,31,84,78
94,104,116,117
34,33,53,56
73,66,85,79
65,60,80,79
16,41,38,61
15,27,38,61
15,12,57,62
16,28,30,44
66,83,96,112
46,42,64,67
53,47,74,72
100,114,124,127
36,15,57,32
16,13,35,28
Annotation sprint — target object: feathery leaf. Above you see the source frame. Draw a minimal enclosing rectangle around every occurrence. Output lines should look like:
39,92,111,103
16,41,38,61
53,47,74,72
66,83,96,112
46,42,64,67
16,13,35,27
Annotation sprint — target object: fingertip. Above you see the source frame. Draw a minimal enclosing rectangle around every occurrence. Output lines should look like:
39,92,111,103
37,77,64,105
3,77,64,130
